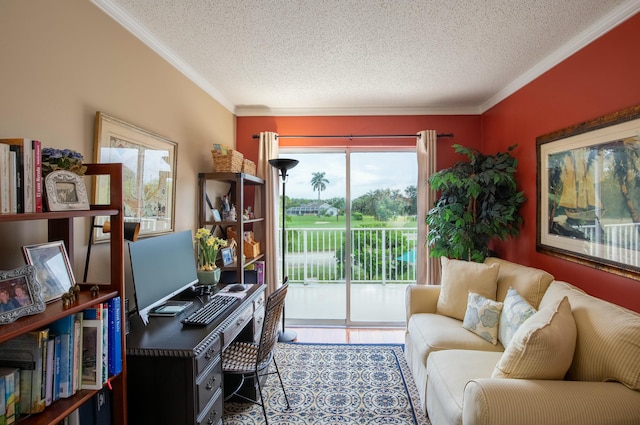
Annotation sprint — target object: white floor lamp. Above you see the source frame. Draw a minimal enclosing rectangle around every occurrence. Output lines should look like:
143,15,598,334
269,158,299,342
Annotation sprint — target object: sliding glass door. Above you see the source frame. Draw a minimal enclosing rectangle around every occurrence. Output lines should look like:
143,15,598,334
280,149,417,327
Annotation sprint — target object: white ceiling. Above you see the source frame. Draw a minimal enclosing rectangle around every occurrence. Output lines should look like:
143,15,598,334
93,0,640,116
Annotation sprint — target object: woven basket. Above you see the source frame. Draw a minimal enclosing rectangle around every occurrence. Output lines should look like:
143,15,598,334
242,159,256,176
211,149,243,172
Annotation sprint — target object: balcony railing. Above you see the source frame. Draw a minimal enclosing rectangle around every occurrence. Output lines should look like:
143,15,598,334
280,227,418,284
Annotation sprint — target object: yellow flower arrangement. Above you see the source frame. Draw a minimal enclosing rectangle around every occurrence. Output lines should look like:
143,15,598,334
194,228,227,271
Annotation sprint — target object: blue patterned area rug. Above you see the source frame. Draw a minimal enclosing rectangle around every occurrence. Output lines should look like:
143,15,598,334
224,343,430,425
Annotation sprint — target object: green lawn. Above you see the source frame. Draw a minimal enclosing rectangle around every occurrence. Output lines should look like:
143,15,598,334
286,214,417,229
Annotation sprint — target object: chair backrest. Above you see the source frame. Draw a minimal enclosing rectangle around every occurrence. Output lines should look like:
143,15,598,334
256,279,289,365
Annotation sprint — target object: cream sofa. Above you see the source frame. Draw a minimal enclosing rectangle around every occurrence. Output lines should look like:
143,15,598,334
404,257,640,425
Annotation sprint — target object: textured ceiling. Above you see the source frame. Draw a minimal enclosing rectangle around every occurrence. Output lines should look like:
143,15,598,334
93,0,639,116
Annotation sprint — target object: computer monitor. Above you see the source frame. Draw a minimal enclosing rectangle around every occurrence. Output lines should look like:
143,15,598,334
129,230,198,322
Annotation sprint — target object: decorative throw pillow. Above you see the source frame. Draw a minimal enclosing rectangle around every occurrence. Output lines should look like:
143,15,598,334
437,257,500,321
492,296,576,380
462,292,503,345
499,287,537,348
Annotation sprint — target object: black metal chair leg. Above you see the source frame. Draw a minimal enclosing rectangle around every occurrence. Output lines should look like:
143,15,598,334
273,357,290,409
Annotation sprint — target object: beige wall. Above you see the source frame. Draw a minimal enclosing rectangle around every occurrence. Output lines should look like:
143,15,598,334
0,0,235,282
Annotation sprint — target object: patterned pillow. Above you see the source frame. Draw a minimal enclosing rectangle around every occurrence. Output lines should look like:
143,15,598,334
499,287,537,348
462,292,503,345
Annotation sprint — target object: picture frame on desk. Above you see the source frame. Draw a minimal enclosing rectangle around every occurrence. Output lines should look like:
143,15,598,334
23,241,76,303
44,169,90,212
0,265,45,324
93,111,177,241
221,247,234,266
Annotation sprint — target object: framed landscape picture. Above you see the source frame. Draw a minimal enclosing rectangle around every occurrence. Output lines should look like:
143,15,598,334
537,104,640,279
93,112,177,241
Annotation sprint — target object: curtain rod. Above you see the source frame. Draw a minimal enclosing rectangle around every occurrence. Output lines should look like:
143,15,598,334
251,133,454,140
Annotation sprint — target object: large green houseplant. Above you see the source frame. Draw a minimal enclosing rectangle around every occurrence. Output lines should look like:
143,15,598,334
426,144,526,262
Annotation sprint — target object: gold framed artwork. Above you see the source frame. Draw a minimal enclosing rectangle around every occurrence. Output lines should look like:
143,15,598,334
93,112,177,241
537,104,640,279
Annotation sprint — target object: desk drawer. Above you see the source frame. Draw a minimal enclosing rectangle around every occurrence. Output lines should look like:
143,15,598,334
254,292,265,311
195,333,222,376
222,305,252,347
196,359,222,414
197,387,223,425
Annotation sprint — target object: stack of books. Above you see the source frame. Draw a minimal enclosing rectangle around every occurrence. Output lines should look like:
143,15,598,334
0,138,43,214
0,297,122,421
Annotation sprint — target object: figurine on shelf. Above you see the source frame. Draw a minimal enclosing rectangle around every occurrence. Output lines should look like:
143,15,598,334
229,204,237,221
221,195,231,220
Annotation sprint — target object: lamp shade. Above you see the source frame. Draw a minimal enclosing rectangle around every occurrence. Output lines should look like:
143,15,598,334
269,158,299,174
101,220,141,242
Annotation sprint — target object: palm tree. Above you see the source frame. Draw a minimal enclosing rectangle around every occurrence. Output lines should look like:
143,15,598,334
311,172,329,201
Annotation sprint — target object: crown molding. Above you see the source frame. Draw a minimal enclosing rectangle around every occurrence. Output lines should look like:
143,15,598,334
480,0,640,113
234,105,481,117
91,0,236,114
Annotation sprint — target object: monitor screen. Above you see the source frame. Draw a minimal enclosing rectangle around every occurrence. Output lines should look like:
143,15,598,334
129,230,198,322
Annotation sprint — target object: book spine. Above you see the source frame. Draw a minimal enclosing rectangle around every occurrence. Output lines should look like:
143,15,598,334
52,335,61,402
44,339,54,407
81,320,103,391
72,313,83,394
7,152,16,213
32,140,42,213
22,140,33,213
58,334,71,398
0,376,5,425
0,144,9,214
8,146,22,213
101,303,108,384
107,297,122,376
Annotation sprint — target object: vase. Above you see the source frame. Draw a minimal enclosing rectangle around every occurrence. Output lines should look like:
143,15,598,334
196,268,221,285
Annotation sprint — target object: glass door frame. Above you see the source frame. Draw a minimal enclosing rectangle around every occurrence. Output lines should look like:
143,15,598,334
281,146,415,328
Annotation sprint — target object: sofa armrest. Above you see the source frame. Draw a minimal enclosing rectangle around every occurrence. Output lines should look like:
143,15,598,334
405,284,441,322
463,378,640,425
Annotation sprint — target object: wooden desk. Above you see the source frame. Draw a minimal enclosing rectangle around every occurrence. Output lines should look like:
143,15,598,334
126,284,266,425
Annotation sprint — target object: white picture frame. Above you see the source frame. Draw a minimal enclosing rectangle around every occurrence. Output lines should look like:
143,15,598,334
23,241,76,303
44,170,90,211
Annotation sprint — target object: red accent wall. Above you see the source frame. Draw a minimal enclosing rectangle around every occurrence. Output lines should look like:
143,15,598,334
481,13,640,312
235,13,640,312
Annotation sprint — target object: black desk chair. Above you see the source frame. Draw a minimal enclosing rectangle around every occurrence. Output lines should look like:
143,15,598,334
222,280,290,424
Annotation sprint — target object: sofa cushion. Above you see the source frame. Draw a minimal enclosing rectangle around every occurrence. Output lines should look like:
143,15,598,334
541,281,640,390
484,257,553,308
462,292,503,345
492,296,576,380
407,313,504,367
437,257,500,321
499,287,537,348
427,350,502,425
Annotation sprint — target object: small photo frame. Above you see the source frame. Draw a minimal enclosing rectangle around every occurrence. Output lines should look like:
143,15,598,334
212,209,222,222
221,247,234,266
44,170,90,211
0,265,46,324
23,241,76,303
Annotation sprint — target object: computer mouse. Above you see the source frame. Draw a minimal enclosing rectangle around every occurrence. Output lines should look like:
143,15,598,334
228,283,245,292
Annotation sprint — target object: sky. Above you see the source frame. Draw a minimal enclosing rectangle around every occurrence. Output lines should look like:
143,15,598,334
279,151,418,200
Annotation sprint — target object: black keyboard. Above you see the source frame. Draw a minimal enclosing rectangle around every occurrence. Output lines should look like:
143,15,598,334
181,295,238,326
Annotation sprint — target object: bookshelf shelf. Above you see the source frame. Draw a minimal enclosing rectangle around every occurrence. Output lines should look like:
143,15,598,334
198,172,266,284
0,163,127,425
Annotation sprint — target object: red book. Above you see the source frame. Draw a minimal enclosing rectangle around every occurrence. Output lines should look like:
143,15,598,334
32,140,42,212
